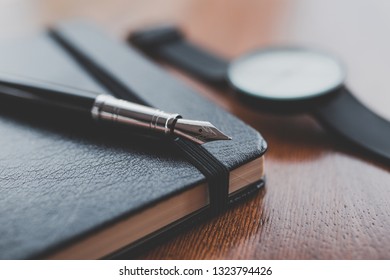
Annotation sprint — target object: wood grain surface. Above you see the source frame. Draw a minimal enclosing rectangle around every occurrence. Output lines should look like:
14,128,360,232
1,0,390,259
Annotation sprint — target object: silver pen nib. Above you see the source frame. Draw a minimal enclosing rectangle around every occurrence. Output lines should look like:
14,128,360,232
91,95,231,145
173,118,232,144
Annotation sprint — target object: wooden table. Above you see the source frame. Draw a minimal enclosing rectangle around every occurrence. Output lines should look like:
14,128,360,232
2,0,390,259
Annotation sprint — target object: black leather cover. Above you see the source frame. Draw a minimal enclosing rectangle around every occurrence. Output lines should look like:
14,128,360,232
0,21,266,259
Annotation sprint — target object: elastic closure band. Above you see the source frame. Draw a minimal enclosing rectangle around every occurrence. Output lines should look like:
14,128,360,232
173,138,229,215
50,29,230,215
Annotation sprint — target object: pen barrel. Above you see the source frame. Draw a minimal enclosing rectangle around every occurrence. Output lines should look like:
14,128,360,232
91,95,181,136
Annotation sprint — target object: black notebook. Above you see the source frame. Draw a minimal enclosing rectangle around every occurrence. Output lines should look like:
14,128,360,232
0,21,267,259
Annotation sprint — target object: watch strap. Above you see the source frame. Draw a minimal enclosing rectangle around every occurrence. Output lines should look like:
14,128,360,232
315,87,390,163
129,26,229,86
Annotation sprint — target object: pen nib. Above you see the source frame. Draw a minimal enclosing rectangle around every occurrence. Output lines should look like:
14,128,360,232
173,118,232,144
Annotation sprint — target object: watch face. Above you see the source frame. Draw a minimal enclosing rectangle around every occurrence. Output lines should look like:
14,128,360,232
227,47,345,101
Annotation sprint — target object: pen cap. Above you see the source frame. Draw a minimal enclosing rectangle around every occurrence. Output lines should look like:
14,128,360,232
91,94,180,135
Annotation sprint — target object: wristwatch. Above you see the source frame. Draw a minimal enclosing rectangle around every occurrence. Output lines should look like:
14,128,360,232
129,25,390,164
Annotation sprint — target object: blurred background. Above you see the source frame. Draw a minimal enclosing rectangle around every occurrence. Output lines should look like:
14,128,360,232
2,0,390,259
1,0,389,121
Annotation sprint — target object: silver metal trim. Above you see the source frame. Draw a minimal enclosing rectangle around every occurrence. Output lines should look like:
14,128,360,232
91,95,231,144
91,94,180,136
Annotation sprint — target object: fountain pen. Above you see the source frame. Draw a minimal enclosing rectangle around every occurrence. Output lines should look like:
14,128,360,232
0,74,231,144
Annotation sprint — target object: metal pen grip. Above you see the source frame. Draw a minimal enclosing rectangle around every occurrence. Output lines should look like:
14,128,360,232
91,95,180,135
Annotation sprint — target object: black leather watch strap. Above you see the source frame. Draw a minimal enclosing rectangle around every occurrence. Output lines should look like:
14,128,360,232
129,26,229,86
314,87,390,163
130,26,390,164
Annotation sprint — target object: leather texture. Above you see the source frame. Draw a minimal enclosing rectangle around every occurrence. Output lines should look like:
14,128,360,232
315,87,390,164
0,21,266,259
130,25,229,86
